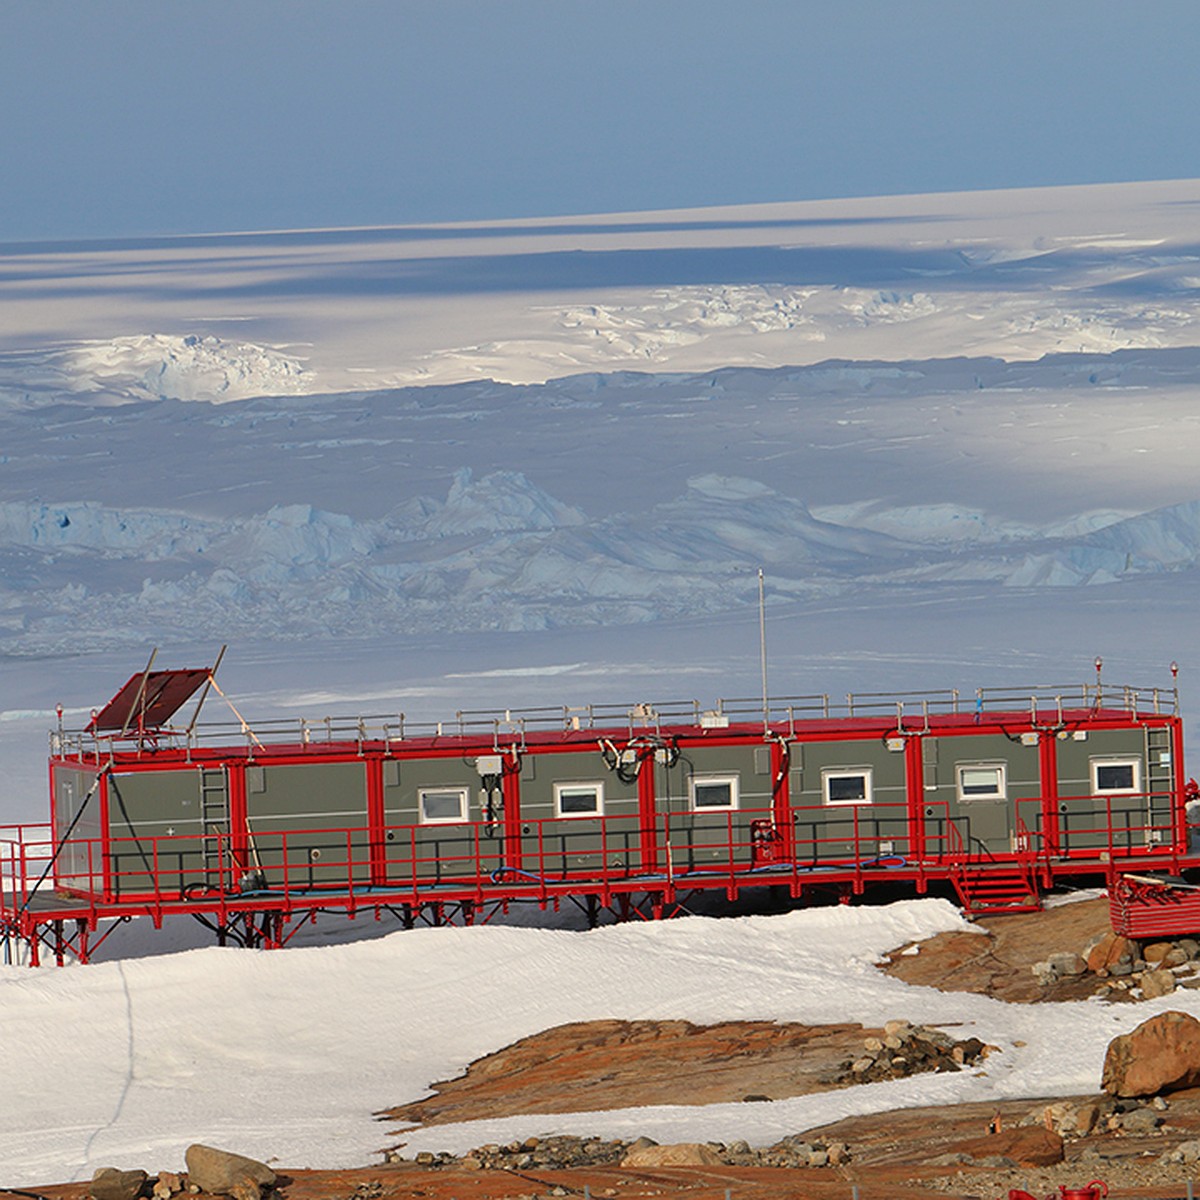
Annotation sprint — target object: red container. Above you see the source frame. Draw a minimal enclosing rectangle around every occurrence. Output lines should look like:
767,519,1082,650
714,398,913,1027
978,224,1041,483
1006,1183,1107,1200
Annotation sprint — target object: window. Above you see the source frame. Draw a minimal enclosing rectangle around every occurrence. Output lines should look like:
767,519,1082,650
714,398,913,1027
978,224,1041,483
1091,758,1141,795
823,767,873,806
689,775,739,811
554,781,604,818
956,763,1007,802
419,787,468,824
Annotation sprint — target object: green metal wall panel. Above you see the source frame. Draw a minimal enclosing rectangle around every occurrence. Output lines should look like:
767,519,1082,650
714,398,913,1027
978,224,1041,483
251,762,369,886
1055,727,1151,853
788,738,909,863
381,755,498,882
53,765,103,893
657,745,769,871
922,732,1040,860
106,768,211,896
516,749,639,878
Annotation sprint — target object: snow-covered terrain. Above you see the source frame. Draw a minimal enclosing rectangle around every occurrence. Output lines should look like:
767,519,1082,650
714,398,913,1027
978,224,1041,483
5,179,1200,394
0,898,1192,1187
4,179,1200,1183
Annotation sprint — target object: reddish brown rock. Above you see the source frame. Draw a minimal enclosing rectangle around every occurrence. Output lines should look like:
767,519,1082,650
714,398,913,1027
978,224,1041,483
1103,1010,1200,1096
950,1125,1064,1167
1086,932,1133,974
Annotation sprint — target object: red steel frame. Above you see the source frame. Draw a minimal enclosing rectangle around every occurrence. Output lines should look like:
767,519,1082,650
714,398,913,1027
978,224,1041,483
1,694,1194,966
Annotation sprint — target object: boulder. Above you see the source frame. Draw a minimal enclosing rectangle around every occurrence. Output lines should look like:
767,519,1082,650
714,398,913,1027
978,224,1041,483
1046,951,1087,977
184,1145,276,1200
89,1168,148,1200
152,1173,182,1200
1141,968,1177,999
1085,932,1134,974
1102,1010,1200,1096
622,1142,723,1167
1066,1100,1105,1137
1117,1107,1162,1135
1031,960,1059,987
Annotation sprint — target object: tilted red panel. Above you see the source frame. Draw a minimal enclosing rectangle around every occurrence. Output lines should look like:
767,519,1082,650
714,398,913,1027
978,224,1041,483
88,669,210,733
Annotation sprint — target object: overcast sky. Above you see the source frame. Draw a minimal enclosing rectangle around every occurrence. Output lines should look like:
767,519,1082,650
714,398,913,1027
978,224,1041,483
3,1,1199,242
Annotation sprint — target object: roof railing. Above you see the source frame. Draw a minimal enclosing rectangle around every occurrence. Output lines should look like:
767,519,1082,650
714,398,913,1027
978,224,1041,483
50,675,1179,761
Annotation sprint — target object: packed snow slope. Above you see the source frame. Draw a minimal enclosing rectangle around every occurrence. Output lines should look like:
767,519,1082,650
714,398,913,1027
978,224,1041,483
0,898,1190,1187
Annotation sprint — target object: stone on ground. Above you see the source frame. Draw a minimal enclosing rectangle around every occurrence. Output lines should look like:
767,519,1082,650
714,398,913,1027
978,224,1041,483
184,1145,276,1200
1085,932,1134,974
1141,968,1178,999
89,1168,148,1200
1103,1010,1200,1097
622,1142,724,1167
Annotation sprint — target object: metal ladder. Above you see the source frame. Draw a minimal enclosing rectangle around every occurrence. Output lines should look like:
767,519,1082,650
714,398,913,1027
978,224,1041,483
198,768,229,879
1146,726,1175,845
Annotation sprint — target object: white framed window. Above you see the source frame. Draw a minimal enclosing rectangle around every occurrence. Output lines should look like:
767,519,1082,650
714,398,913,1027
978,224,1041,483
554,781,604,818
822,767,873,806
689,774,739,811
1091,757,1141,795
956,762,1007,802
419,786,469,824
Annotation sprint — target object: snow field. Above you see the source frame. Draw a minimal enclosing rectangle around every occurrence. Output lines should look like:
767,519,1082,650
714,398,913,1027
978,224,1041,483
4,180,1200,394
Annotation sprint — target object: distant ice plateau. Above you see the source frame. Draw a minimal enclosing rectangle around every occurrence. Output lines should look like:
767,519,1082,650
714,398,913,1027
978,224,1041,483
3,180,1200,658
0,333,308,407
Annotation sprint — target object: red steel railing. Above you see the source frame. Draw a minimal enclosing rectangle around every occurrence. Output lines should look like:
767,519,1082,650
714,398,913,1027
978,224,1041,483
0,792,1185,945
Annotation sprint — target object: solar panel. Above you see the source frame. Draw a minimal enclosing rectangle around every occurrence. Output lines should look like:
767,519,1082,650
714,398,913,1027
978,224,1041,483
88,668,211,733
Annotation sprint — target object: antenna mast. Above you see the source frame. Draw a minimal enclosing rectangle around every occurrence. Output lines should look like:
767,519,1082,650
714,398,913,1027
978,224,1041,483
759,568,769,735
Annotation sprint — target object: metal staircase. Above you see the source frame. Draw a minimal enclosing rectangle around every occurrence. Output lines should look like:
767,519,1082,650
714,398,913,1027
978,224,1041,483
953,862,1042,916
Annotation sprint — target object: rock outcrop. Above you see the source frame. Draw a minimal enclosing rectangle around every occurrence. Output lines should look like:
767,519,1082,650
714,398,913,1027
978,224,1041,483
622,1142,723,1167
184,1144,277,1200
1103,1011,1200,1096
829,1020,991,1084
390,1133,853,1171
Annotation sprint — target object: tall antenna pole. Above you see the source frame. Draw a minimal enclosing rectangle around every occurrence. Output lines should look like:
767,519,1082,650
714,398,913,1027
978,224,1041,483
759,568,769,735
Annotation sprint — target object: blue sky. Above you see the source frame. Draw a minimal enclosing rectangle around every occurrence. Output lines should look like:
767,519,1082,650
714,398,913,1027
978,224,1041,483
3,1,1199,242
